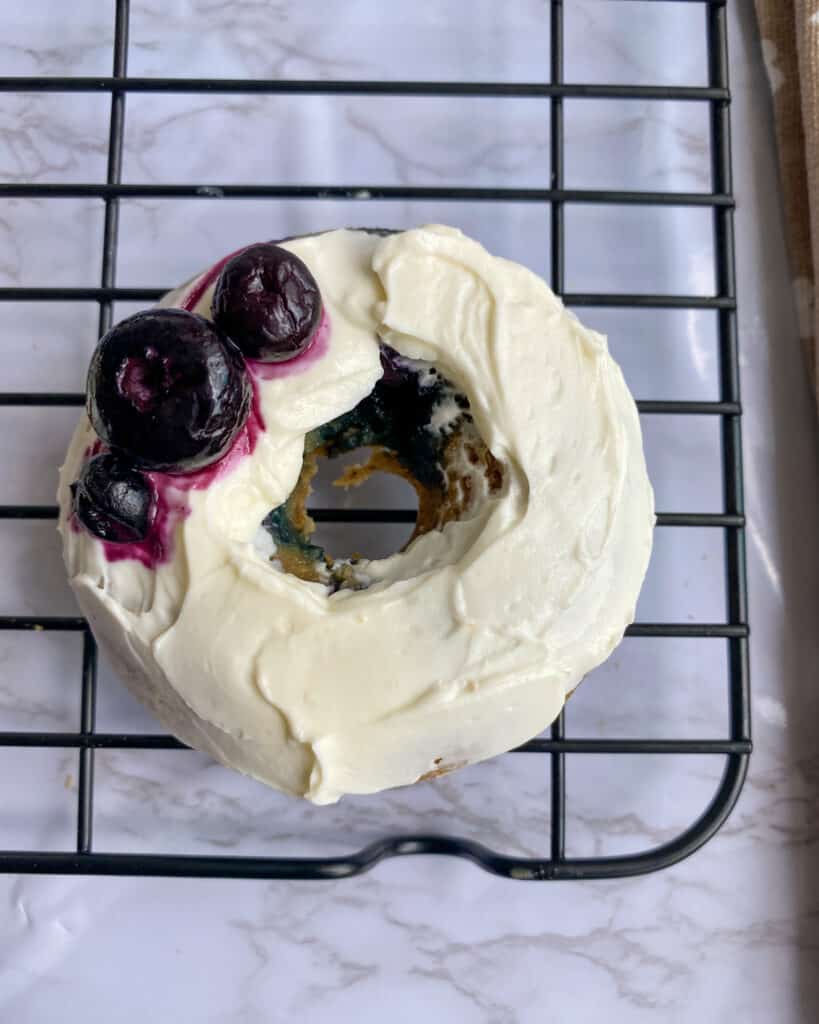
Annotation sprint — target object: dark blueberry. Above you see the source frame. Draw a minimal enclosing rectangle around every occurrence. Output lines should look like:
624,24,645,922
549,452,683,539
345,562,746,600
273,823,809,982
212,243,322,363
72,453,155,543
87,308,251,473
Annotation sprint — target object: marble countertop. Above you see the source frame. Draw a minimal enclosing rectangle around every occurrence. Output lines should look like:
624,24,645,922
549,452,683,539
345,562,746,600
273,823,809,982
1,2,818,1021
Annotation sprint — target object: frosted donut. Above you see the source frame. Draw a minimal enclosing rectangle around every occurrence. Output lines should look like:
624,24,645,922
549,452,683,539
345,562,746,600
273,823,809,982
57,225,654,804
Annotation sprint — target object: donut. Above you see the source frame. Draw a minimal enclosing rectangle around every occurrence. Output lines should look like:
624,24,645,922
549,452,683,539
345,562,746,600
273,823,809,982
58,225,654,804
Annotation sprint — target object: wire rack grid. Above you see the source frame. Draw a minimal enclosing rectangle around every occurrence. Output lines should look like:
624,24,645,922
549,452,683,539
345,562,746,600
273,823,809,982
0,0,750,880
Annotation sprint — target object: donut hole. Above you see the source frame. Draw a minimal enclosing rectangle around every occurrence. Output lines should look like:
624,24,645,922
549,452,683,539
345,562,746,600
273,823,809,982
260,345,505,592
307,446,419,561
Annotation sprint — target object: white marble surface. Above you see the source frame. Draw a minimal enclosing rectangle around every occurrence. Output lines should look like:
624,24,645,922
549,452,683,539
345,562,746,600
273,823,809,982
0,1,818,1021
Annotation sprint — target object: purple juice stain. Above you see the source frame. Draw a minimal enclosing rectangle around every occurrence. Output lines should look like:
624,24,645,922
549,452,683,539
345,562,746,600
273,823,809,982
78,354,273,569
94,396,266,569
248,308,330,380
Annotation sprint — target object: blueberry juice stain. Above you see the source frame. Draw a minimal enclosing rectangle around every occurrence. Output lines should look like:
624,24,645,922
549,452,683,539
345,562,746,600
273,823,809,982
87,389,266,570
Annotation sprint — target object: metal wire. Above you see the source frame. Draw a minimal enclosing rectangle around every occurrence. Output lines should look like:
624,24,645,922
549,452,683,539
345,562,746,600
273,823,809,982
549,0,567,870
0,0,750,880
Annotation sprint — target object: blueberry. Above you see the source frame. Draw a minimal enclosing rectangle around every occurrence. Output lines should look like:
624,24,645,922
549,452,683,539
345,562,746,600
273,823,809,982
212,243,322,362
72,453,155,543
87,309,251,473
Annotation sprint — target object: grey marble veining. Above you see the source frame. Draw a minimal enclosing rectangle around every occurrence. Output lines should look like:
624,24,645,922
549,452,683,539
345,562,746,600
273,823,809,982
0,1,818,1022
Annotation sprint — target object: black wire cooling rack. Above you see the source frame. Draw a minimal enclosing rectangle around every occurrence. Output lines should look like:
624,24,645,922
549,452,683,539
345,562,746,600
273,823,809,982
0,0,750,880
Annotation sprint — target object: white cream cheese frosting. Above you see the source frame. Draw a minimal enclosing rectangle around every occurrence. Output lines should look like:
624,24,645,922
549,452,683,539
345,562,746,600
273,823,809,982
57,225,654,804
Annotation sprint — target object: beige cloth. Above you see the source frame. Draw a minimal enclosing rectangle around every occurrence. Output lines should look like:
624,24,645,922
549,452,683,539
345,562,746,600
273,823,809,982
755,0,819,411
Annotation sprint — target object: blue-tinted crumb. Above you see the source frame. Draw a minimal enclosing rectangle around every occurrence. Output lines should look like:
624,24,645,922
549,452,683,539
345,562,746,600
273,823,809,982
262,344,470,588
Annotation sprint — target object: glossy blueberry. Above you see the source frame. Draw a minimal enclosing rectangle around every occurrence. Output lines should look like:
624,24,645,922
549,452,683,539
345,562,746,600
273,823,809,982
72,453,155,543
212,243,322,362
87,308,251,473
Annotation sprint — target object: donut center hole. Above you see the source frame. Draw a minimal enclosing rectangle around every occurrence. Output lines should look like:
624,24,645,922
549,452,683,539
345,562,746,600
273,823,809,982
259,344,505,592
308,447,419,561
